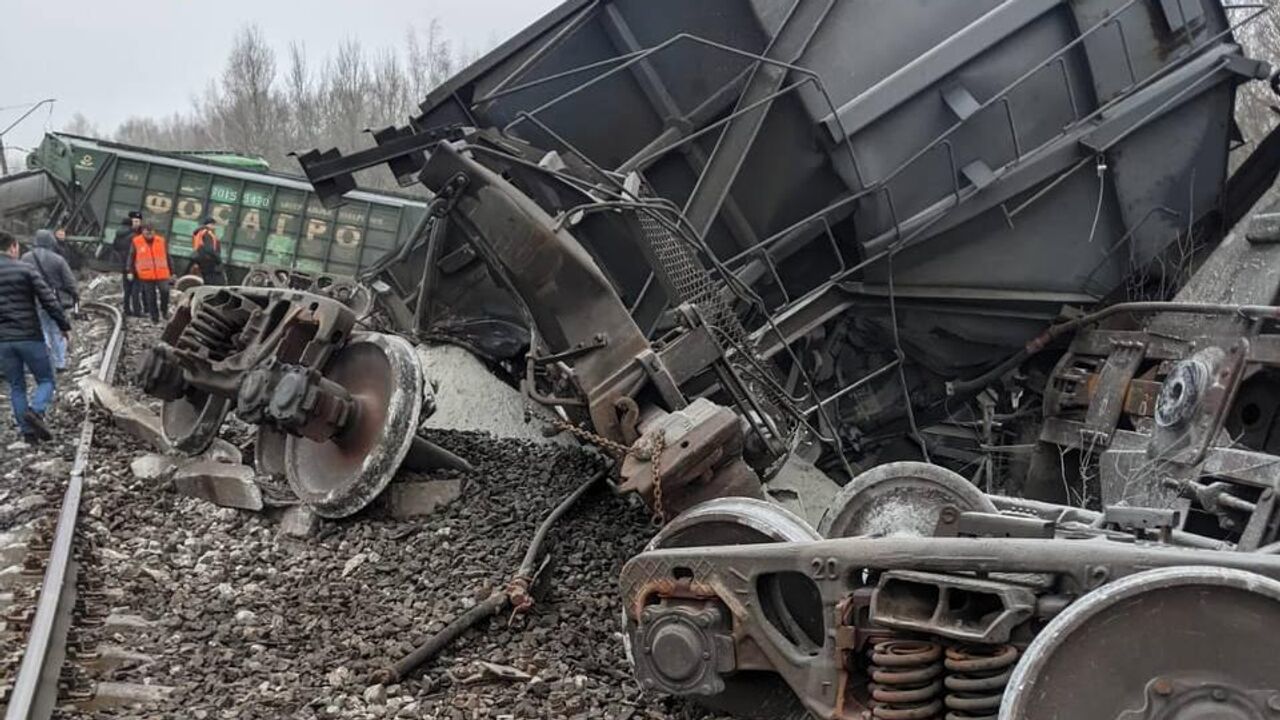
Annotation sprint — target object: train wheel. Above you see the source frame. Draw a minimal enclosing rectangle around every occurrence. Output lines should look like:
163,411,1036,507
638,498,820,720
283,333,424,518
818,461,996,538
161,391,231,454
174,274,204,292
1000,566,1280,719
254,426,288,477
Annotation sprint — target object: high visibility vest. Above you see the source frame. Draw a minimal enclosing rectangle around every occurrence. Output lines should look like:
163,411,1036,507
193,227,219,253
132,234,172,281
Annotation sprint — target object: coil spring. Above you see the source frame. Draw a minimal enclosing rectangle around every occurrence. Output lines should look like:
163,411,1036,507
943,644,1019,720
176,303,240,360
867,640,944,719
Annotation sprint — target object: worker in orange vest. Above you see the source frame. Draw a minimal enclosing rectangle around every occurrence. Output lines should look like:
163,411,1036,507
127,224,173,323
190,216,226,286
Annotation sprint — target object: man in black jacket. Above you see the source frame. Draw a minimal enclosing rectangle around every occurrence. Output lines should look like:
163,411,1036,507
112,211,143,317
0,231,72,443
22,229,79,371
191,217,226,285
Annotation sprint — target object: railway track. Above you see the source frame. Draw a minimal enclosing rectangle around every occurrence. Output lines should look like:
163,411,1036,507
2,302,124,720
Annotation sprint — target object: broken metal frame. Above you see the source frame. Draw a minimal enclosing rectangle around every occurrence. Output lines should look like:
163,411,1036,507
540,192,847,448
412,143,786,516
322,117,851,479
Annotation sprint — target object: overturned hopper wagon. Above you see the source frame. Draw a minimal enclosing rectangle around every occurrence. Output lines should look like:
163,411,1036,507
299,0,1280,488
24,133,429,282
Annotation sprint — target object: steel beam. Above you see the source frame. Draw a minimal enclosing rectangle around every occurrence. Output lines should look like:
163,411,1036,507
597,4,763,254
683,0,835,240
820,0,1065,141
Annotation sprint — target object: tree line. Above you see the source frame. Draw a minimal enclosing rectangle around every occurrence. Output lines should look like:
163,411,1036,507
64,22,475,191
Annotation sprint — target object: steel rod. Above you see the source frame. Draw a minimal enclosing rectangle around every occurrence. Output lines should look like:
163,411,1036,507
376,465,609,684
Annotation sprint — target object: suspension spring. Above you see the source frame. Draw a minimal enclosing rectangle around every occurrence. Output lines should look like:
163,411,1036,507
867,640,944,719
943,644,1019,720
176,303,241,360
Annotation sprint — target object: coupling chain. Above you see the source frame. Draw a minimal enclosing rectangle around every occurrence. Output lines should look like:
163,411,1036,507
548,418,668,525
548,418,632,456
648,430,667,526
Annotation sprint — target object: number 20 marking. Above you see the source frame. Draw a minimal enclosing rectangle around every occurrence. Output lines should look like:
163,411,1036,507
810,557,838,580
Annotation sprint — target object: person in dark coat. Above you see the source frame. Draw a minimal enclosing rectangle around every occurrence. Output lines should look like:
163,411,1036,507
190,217,226,285
113,211,144,317
21,229,79,371
53,227,69,257
0,231,72,443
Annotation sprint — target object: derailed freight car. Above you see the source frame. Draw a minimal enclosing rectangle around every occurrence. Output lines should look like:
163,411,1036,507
136,1,1280,718
25,133,428,281
324,0,1279,486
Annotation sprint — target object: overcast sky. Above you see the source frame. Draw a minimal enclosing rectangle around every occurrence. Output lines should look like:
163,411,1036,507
0,0,561,161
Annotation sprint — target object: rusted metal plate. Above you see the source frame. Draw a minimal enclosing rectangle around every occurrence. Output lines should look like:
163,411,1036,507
1082,341,1145,442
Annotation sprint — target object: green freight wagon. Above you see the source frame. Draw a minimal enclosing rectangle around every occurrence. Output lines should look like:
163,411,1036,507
26,133,428,280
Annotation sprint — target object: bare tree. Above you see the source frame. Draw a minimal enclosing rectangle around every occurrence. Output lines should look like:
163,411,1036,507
74,19,473,188
209,25,286,162
324,39,373,152
371,49,413,130
114,110,213,150
285,41,322,152
63,112,101,137
405,19,458,102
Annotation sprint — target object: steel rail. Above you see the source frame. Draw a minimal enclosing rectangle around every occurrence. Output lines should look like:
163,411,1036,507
5,301,124,720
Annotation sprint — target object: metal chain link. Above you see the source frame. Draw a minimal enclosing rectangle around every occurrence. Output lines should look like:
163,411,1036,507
648,430,667,527
548,418,633,456
548,418,668,525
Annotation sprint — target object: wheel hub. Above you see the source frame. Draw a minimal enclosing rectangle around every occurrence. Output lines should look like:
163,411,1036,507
1118,675,1280,720
627,498,822,720
284,333,425,518
1155,358,1210,428
633,604,733,696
